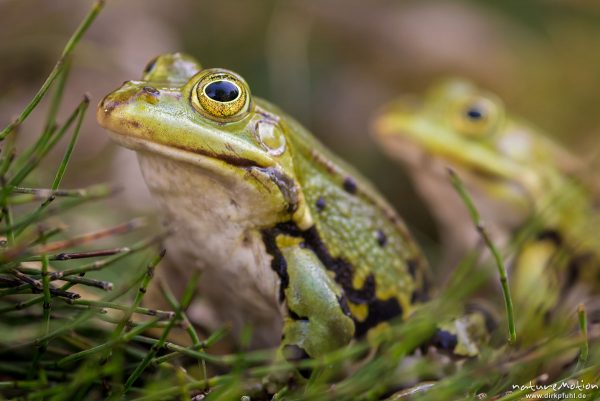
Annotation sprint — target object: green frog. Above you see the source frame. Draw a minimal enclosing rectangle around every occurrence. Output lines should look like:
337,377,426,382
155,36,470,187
373,79,600,338
97,53,429,361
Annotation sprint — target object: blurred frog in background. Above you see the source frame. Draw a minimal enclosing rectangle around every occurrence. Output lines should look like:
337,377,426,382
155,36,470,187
373,79,600,340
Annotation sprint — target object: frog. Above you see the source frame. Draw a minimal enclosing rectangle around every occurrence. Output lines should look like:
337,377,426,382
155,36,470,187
372,79,600,339
96,52,429,363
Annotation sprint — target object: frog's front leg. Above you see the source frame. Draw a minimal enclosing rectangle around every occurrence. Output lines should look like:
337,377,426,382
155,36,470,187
271,233,355,366
510,233,561,343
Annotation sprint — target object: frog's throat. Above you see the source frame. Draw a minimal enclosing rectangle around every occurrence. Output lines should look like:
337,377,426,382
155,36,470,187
106,131,313,230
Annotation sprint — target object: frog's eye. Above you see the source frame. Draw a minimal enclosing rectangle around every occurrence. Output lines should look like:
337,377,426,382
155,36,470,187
143,57,158,75
451,95,503,138
143,53,202,83
192,70,250,121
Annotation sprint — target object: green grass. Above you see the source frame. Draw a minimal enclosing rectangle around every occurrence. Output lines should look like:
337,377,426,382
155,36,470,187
448,167,516,344
0,2,599,400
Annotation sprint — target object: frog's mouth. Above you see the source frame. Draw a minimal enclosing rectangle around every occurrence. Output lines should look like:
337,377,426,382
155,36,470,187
372,108,541,216
96,84,276,171
373,107,540,195
104,130,261,170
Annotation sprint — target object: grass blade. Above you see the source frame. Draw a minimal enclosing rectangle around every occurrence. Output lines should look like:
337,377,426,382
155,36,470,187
0,0,105,141
448,167,517,344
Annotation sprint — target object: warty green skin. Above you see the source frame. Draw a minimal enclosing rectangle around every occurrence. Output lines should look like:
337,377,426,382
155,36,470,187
97,53,428,357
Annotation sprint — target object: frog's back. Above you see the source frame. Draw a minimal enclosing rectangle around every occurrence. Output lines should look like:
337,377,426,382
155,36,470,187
260,100,429,334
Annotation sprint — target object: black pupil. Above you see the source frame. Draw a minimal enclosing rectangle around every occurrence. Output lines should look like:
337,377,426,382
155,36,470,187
466,107,484,120
205,80,239,102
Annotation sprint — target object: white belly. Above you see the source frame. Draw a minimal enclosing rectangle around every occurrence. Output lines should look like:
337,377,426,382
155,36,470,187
137,152,284,348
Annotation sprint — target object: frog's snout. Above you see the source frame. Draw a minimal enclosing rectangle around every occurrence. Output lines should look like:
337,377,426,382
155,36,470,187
100,81,159,110
97,82,162,128
96,93,120,129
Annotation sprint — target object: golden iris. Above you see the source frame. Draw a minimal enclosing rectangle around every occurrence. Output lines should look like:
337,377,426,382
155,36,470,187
193,71,249,120
452,95,502,138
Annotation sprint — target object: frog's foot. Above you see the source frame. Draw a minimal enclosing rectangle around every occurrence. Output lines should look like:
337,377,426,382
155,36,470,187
428,305,494,358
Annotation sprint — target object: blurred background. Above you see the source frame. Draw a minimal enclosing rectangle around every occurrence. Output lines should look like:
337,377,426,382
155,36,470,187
1,0,600,268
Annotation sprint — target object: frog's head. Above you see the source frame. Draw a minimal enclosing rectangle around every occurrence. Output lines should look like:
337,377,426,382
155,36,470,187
97,53,306,227
373,79,550,222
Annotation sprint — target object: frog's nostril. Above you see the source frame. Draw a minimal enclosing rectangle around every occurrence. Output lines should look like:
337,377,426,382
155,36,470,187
143,86,160,95
138,86,160,105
